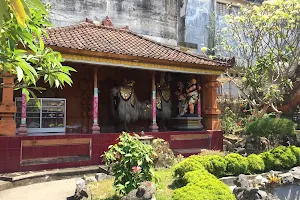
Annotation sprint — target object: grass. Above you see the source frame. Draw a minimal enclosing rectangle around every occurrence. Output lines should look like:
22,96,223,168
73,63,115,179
88,168,176,200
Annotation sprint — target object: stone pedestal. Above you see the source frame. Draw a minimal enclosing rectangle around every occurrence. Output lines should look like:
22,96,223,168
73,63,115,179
18,124,28,135
173,116,203,130
138,135,154,145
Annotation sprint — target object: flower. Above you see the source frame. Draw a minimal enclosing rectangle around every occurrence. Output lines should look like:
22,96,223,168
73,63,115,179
201,47,208,53
237,122,242,126
132,166,142,173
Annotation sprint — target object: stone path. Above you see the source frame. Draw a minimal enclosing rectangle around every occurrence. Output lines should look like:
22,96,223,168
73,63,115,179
0,178,76,200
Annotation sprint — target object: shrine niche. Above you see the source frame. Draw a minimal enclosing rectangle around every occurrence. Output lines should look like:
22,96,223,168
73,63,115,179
110,73,172,131
173,75,203,130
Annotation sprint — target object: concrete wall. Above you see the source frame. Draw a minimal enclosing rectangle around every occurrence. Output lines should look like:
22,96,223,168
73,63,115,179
42,0,179,46
181,0,214,52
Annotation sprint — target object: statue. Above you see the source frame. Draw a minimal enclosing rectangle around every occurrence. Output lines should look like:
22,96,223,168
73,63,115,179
186,77,198,115
175,81,188,116
110,73,172,131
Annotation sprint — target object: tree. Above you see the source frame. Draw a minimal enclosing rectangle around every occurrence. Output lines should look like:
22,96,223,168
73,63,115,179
220,0,300,117
0,0,75,99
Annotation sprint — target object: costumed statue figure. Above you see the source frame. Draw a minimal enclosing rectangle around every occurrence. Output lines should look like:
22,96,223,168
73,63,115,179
110,73,172,131
156,73,172,125
186,77,198,114
110,79,140,131
175,81,188,116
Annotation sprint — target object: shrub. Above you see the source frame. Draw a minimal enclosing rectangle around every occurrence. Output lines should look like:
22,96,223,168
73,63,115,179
152,138,176,168
174,156,205,177
103,132,155,195
259,151,275,171
289,146,300,165
174,155,227,178
225,153,248,175
246,116,296,138
172,169,236,200
269,146,297,170
247,154,265,174
204,155,228,178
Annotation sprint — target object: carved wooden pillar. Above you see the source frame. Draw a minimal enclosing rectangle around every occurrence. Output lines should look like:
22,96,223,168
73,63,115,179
18,90,28,135
92,67,100,134
0,76,17,136
202,75,221,130
149,71,159,131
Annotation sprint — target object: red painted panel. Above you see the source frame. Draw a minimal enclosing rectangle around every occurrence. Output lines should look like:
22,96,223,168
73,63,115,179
170,139,210,149
22,147,34,160
0,131,223,173
56,145,70,157
45,146,57,158
33,146,46,158
7,137,21,149
0,161,6,173
0,149,6,162
0,137,8,149
209,131,223,150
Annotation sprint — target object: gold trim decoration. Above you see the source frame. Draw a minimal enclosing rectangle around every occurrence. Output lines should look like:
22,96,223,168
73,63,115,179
62,54,225,75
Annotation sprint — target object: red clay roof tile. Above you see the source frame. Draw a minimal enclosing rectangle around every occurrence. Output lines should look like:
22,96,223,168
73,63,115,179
43,22,232,67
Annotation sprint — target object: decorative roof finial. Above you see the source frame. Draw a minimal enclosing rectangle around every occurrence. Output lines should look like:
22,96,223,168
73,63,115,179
101,16,113,27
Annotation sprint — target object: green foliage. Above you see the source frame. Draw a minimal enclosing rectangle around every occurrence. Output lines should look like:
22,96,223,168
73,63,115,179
260,146,297,171
172,169,236,200
246,116,296,138
289,146,300,165
270,146,296,170
219,107,241,135
220,0,300,115
0,0,75,97
174,156,205,177
152,138,176,168
218,96,257,134
259,152,276,171
103,132,155,195
247,154,265,174
225,153,248,175
206,155,228,178
174,155,227,178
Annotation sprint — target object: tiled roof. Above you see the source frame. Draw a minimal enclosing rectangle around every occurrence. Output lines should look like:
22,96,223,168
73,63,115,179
44,22,232,67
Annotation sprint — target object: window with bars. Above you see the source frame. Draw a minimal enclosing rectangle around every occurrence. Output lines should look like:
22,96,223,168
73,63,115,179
217,2,239,16
15,98,66,133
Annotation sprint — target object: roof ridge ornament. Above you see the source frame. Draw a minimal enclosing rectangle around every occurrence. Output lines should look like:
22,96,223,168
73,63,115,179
101,16,113,27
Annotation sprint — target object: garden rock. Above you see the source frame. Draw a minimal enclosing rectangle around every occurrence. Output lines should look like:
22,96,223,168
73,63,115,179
73,178,91,200
233,174,279,200
83,176,97,184
234,174,250,188
278,172,294,184
95,173,107,181
223,139,234,152
289,167,300,180
121,181,156,200
235,136,269,156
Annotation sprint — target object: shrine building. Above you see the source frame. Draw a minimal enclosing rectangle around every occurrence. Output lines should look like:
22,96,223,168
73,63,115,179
0,19,233,173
